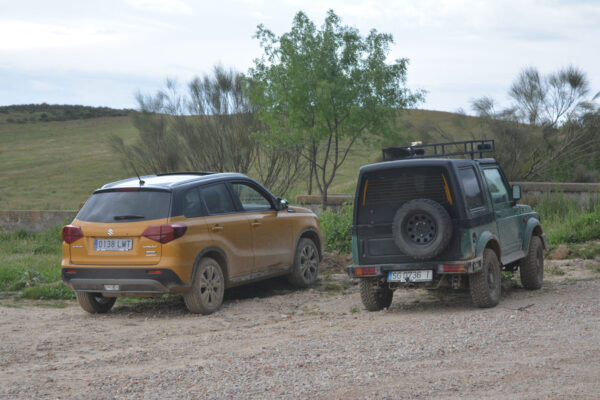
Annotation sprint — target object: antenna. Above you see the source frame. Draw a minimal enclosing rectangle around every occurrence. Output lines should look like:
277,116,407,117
128,162,145,186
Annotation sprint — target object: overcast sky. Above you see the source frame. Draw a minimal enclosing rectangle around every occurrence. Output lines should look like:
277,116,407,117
1,0,598,113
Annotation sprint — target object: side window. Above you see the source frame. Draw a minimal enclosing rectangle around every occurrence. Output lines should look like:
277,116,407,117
200,183,236,215
483,168,510,205
231,183,272,211
183,188,203,218
458,167,485,211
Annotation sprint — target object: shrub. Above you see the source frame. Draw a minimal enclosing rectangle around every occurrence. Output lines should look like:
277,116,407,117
320,205,353,254
20,282,75,300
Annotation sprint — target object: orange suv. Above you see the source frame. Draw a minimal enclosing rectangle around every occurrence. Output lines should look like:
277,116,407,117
61,172,323,314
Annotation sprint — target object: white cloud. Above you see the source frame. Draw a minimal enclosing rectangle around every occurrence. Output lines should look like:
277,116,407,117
0,21,128,51
123,0,197,15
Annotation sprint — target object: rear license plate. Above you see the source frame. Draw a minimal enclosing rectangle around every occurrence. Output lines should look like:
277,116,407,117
388,270,432,282
94,239,133,251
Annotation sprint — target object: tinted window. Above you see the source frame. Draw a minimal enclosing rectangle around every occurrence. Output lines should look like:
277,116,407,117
183,188,203,218
77,190,171,223
483,168,510,204
200,183,236,215
358,166,455,225
458,167,485,210
231,183,272,211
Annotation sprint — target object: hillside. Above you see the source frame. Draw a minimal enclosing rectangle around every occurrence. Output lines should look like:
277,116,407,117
0,107,477,210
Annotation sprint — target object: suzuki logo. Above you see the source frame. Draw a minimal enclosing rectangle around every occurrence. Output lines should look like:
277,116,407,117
108,228,114,236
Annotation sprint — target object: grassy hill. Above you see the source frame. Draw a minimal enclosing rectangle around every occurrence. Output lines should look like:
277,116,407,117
0,107,477,210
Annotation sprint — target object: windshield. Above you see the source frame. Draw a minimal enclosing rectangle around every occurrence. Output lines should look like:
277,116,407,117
76,190,171,223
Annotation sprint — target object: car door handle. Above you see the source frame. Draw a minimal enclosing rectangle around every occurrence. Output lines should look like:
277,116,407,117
251,221,261,228
211,225,223,232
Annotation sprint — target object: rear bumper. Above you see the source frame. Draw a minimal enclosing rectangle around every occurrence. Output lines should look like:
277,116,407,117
62,268,189,295
347,256,483,279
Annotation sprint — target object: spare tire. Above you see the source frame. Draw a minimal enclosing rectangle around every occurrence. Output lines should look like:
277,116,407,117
392,199,453,260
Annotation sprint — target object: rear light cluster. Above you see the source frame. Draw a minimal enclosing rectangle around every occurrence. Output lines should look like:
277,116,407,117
142,224,187,244
443,264,466,273
353,267,377,277
62,225,83,244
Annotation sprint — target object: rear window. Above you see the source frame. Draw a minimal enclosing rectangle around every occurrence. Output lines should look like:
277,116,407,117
458,167,485,211
358,166,455,225
76,190,171,223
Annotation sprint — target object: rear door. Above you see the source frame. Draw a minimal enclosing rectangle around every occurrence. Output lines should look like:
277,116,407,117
69,189,171,265
199,182,255,277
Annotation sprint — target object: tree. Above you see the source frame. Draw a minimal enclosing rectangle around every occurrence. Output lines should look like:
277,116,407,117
110,66,305,195
249,10,423,207
471,66,600,181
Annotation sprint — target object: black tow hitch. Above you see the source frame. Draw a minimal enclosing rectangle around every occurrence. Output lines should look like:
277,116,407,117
404,276,416,289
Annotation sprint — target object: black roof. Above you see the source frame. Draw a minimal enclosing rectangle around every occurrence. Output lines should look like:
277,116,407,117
97,172,249,192
360,157,497,174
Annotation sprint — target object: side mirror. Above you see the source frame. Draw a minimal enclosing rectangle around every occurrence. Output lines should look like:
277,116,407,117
278,198,289,210
512,184,521,201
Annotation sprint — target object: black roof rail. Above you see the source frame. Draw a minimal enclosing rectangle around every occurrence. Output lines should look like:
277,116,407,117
156,171,215,176
382,139,495,161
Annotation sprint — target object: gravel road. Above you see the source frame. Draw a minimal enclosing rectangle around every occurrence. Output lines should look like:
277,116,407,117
1,259,599,399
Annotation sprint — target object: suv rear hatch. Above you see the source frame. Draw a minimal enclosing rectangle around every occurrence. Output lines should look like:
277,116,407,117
68,189,171,266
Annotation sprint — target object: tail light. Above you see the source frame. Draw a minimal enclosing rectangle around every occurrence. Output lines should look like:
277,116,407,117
62,225,83,244
353,267,377,277
443,264,466,273
142,224,187,243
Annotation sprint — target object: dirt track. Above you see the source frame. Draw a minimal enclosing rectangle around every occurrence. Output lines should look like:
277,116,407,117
1,260,599,399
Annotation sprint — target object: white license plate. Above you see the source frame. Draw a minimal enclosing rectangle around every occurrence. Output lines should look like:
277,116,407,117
388,270,432,282
94,239,133,251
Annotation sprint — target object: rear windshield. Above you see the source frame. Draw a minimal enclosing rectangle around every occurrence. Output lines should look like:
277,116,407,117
76,190,171,223
357,166,455,225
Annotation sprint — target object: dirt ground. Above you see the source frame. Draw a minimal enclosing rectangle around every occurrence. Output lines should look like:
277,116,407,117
1,256,599,399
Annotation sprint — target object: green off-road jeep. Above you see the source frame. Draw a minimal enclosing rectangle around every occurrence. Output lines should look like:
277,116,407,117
347,140,546,310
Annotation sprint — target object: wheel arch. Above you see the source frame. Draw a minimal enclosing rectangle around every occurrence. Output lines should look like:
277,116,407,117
523,218,545,251
191,247,230,286
295,228,323,261
475,230,501,261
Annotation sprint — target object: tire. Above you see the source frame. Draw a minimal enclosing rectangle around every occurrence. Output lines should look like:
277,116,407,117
359,278,393,311
520,236,544,290
469,248,501,308
287,238,320,288
75,292,116,314
392,199,453,260
184,257,225,315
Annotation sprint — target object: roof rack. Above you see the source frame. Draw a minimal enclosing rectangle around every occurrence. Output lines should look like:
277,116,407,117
382,139,495,161
156,171,215,176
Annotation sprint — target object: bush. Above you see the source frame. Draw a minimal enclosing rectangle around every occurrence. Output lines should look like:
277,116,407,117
549,210,600,244
320,205,353,254
20,282,75,300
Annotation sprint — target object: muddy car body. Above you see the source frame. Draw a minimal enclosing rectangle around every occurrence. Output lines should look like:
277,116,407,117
347,140,546,309
62,172,323,314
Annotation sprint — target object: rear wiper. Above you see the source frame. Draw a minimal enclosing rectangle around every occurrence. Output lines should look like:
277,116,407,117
113,215,145,220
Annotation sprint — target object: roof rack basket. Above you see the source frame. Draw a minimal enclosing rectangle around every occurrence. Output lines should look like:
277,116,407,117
382,139,495,161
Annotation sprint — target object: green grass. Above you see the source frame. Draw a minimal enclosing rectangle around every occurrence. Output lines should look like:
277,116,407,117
0,109,473,210
530,194,600,245
547,265,566,276
0,227,66,296
0,116,138,210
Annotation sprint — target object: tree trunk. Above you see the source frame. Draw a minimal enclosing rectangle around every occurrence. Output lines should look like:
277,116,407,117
308,163,313,195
